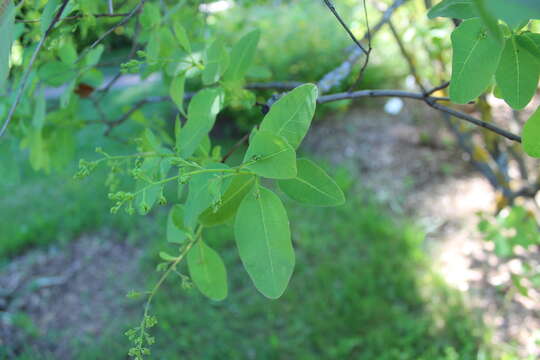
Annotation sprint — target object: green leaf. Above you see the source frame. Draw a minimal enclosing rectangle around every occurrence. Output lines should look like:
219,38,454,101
517,32,540,61
522,106,540,157
184,163,231,228
167,204,190,244
199,174,255,227
244,130,297,179
179,88,224,158
223,29,260,82
427,0,477,19
37,61,76,87
202,38,229,85
85,44,104,67
140,2,161,29
495,35,539,109
41,0,59,34
259,84,318,149
449,18,504,104
173,22,191,53
170,74,186,116
484,0,540,29
234,185,295,299
58,40,77,65
187,240,228,301
278,159,345,206
472,0,503,42
0,0,14,92
32,89,46,130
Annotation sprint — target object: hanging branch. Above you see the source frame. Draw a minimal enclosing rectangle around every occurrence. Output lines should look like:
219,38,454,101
0,0,71,139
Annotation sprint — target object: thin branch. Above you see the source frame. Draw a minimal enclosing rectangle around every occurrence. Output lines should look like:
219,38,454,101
0,0,70,139
317,0,409,93
221,132,251,163
317,89,522,143
347,0,372,92
102,96,169,136
76,0,146,63
245,81,303,91
322,0,368,55
16,12,131,23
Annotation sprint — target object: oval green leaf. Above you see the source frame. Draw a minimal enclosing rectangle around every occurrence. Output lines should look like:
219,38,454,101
187,240,228,301
449,18,504,104
224,29,260,82
278,158,345,206
234,186,295,299
244,130,297,179
202,38,229,85
259,83,318,149
179,88,224,158
495,35,539,109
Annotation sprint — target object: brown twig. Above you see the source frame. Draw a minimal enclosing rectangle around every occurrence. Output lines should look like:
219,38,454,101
317,88,522,143
16,12,131,24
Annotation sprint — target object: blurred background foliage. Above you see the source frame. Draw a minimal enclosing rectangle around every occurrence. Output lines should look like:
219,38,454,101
0,0,533,359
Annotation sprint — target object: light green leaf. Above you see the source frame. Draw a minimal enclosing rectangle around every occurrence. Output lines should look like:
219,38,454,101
202,38,229,85
135,158,162,215
167,204,190,244
0,0,14,92
170,74,186,116
234,185,295,299
173,22,191,53
41,0,59,34
278,159,345,206
517,32,540,61
58,40,77,65
187,240,228,301
140,2,161,29
427,0,477,19
495,35,539,109
244,130,297,179
199,174,255,227
179,88,224,158
184,163,231,228
449,18,504,104
85,44,104,67
224,29,260,82
259,84,318,149
522,106,540,157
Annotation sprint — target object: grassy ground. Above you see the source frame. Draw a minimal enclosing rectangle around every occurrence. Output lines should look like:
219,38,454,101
2,138,492,359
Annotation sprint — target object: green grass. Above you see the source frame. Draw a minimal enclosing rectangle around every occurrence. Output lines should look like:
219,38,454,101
74,185,488,360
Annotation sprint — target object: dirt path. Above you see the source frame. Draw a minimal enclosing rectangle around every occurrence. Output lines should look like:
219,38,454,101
305,100,539,357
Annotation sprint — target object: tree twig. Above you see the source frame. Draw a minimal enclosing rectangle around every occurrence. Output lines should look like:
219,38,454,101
16,12,131,23
317,88,522,143
0,0,70,139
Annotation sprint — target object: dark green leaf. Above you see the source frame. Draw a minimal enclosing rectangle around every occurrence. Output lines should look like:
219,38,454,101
199,174,256,227
234,185,295,299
